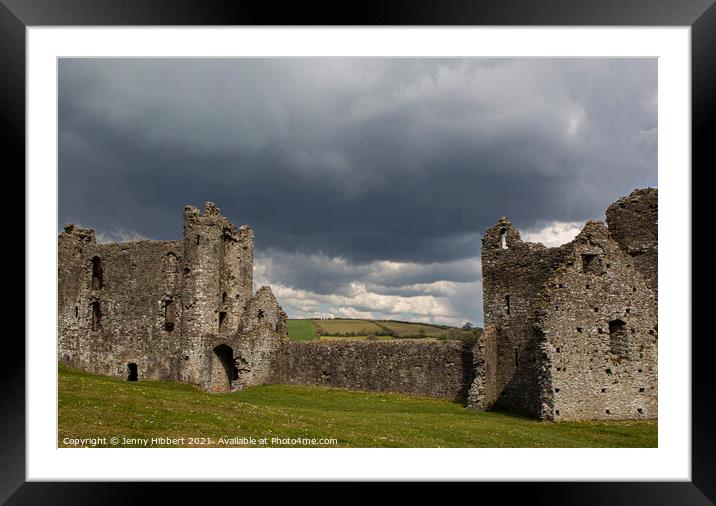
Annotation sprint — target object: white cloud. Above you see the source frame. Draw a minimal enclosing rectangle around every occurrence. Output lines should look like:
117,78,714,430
521,221,584,247
254,251,482,326
95,227,149,244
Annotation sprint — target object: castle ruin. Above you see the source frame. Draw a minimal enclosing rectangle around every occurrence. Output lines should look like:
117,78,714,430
467,188,657,420
58,202,288,393
58,189,657,421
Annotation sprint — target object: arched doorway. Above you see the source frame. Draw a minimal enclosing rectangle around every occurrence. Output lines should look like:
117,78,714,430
210,344,238,393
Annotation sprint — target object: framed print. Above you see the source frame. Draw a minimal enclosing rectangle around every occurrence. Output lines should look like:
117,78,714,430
4,0,713,503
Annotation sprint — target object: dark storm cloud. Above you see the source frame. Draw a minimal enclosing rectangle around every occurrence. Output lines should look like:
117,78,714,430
58,58,656,324
255,249,482,296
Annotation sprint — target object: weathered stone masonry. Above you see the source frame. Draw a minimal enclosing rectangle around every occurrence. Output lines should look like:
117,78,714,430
59,189,657,421
276,340,474,401
467,188,658,421
58,202,286,393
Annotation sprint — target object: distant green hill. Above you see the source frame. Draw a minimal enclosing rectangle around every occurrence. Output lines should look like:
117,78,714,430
286,318,482,342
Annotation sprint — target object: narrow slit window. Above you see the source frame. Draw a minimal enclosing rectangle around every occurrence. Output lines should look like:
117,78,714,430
500,229,508,249
164,299,176,332
505,295,511,316
219,311,227,332
91,301,101,331
91,256,103,290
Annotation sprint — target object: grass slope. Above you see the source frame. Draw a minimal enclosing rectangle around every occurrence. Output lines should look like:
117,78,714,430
59,365,657,448
312,319,384,336
286,318,469,341
286,320,317,341
374,320,446,337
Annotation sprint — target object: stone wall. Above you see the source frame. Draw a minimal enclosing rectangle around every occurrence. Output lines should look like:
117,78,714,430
480,218,572,416
479,192,658,421
536,221,658,421
58,202,257,387
275,340,474,401
466,325,499,410
233,286,289,389
605,188,658,293
57,225,184,381
58,225,97,366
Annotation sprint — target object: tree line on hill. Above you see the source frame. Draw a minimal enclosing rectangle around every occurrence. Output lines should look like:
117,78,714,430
312,319,483,343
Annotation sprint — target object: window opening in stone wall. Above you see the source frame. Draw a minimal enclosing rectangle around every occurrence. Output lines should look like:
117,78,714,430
505,295,511,316
222,292,227,304
91,256,103,290
219,311,227,332
500,229,507,249
196,235,200,245
581,253,601,274
127,362,138,381
164,299,176,332
75,306,79,318
91,301,101,331
258,309,264,320
514,348,519,368
609,319,629,358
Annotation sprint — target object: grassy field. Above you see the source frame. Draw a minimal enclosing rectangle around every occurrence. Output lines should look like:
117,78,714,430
312,319,384,336
374,320,447,337
286,319,317,341
58,365,657,448
286,318,469,341
319,335,395,341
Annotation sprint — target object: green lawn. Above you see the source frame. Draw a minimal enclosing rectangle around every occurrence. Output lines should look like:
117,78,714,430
319,335,396,341
58,365,657,448
286,318,463,341
312,319,384,336
286,319,317,341
374,320,447,337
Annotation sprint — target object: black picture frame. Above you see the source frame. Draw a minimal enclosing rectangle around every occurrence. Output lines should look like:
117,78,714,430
3,0,712,503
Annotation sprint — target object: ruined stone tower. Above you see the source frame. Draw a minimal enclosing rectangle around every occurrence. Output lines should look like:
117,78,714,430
469,188,658,421
57,202,287,392
179,203,255,386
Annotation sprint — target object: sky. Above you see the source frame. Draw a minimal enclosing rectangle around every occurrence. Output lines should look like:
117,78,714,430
58,58,657,327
